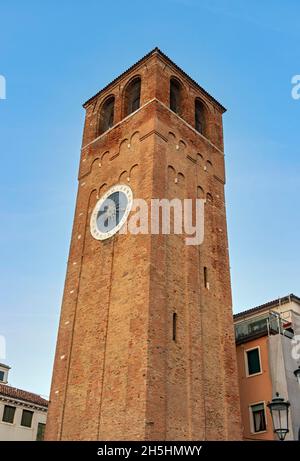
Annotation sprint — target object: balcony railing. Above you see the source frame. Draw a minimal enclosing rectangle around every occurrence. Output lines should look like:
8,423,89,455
235,311,294,345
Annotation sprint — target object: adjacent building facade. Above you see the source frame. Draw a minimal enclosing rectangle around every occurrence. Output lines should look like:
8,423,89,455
0,364,48,441
234,294,300,440
45,48,242,441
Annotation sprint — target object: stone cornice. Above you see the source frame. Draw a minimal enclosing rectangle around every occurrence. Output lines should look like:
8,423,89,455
0,395,48,412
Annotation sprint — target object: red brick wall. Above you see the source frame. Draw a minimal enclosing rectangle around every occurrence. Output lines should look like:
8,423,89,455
45,51,241,440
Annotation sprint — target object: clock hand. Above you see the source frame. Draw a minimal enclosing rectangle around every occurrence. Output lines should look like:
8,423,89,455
98,208,108,216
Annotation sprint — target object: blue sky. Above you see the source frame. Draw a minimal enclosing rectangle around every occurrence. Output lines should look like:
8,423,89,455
0,0,299,397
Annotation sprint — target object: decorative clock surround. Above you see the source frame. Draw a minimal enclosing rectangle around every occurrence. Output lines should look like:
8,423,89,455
90,184,133,240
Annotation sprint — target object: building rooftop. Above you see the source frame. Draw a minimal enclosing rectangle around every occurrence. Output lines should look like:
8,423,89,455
83,47,226,113
0,383,48,408
0,363,11,370
234,293,300,321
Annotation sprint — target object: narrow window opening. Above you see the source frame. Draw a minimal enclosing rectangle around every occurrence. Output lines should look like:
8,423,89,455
98,96,115,135
124,77,141,117
170,78,182,114
204,266,209,289
195,99,206,135
250,403,266,433
172,312,177,341
246,348,261,375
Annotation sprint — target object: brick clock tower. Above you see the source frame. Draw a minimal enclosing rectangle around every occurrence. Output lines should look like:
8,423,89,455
45,48,242,441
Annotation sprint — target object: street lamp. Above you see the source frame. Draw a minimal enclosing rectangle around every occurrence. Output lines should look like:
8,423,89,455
294,365,300,386
267,392,290,441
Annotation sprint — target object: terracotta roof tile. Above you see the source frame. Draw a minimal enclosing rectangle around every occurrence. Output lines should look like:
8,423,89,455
0,384,48,408
234,293,300,320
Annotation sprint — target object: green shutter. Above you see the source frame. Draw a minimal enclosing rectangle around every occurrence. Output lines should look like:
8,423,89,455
36,422,46,441
247,348,261,375
2,405,16,423
21,409,33,427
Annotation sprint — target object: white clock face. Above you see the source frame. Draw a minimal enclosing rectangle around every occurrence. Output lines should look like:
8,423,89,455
90,184,133,240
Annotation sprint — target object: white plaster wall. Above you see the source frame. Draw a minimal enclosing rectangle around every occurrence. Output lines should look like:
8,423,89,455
269,334,300,440
0,401,47,441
